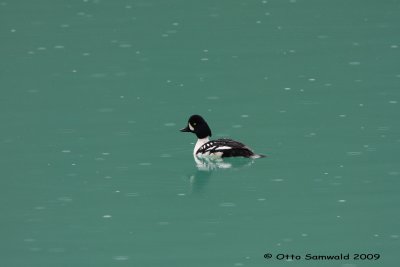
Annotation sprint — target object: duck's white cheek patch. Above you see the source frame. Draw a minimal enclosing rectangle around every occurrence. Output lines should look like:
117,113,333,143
188,123,194,131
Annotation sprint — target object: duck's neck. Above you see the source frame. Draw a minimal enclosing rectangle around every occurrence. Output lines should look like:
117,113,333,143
194,137,210,156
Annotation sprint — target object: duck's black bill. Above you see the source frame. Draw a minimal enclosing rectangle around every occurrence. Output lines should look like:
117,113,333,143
180,126,191,132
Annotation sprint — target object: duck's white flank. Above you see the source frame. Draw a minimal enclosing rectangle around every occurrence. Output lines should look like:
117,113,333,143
193,137,209,156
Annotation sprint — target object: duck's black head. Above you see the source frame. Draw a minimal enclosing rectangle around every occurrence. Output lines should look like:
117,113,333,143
180,114,212,139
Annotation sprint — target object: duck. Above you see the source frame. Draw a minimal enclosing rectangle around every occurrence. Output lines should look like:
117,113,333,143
180,114,265,159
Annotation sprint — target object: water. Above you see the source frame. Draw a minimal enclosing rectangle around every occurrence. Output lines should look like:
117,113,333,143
1,0,399,266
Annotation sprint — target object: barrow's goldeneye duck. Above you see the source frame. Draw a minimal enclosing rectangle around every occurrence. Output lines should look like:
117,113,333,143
180,114,266,159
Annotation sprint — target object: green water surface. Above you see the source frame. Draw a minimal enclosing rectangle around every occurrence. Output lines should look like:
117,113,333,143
1,0,399,266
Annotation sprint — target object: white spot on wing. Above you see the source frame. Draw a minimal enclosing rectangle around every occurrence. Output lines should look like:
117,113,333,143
216,146,232,150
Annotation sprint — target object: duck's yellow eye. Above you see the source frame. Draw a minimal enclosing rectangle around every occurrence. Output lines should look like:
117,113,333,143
193,122,197,126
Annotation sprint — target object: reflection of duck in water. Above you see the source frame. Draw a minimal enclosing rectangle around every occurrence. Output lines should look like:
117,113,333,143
180,115,266,169
188,158,257,194
189,169,213,195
